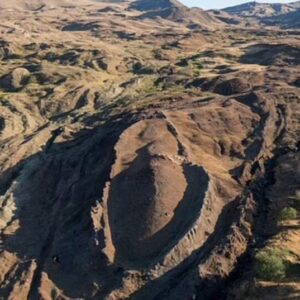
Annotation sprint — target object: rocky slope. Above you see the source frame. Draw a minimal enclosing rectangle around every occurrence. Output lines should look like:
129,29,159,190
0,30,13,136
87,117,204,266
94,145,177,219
223,1,300,17
0,0,299,299
222,1,300,28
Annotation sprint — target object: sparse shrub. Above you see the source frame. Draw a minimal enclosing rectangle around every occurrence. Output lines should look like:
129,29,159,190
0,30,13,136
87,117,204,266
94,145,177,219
255,249,286,280
192,61,203,70
193,70,201,77
278,207,297,221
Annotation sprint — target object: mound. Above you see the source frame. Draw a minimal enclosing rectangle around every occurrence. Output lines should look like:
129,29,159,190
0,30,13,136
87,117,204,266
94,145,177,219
0,67,30,91
105,120,209,263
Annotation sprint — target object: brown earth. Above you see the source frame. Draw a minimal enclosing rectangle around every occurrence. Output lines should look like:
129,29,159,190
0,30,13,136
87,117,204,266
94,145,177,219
222,1,300,28
0,1,299,299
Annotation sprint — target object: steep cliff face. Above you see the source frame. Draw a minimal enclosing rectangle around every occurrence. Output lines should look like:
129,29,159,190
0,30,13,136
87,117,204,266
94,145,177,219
0,1,300,299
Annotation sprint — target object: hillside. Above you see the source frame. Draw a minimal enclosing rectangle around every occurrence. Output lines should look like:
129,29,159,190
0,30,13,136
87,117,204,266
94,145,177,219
224,1,300,17
222,1,300,28
0,0,299,299
0,0,94,10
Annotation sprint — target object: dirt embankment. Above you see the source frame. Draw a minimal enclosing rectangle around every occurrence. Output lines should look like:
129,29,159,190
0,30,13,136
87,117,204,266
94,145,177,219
0,1,300,299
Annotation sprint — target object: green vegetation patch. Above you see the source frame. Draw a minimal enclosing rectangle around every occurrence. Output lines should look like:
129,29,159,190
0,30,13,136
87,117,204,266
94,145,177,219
176,53,204,78
255,248,288,281
278,207,298,221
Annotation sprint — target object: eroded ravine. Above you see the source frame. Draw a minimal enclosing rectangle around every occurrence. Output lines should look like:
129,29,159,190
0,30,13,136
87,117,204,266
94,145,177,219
0,1,300,299
0,87,298,299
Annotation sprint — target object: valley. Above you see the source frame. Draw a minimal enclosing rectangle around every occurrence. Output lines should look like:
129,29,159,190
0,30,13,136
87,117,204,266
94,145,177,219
0,1,299,299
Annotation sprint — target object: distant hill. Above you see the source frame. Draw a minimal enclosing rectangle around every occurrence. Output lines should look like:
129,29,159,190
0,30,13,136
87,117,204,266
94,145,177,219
0,0,93,10
129,0,221,28
222,1,300,28
129,0,186,11
223,1,300,17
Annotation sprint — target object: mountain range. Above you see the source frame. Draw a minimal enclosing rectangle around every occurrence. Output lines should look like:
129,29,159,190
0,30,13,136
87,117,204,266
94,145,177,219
221,0,300,28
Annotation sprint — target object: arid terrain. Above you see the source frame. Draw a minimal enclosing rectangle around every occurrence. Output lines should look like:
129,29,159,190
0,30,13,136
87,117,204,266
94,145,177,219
0,0,299,299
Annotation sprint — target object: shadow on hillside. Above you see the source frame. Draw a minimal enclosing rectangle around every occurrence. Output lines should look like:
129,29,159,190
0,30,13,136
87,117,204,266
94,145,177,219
130,196,243,300
240,44,300,66
0,125,126,299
